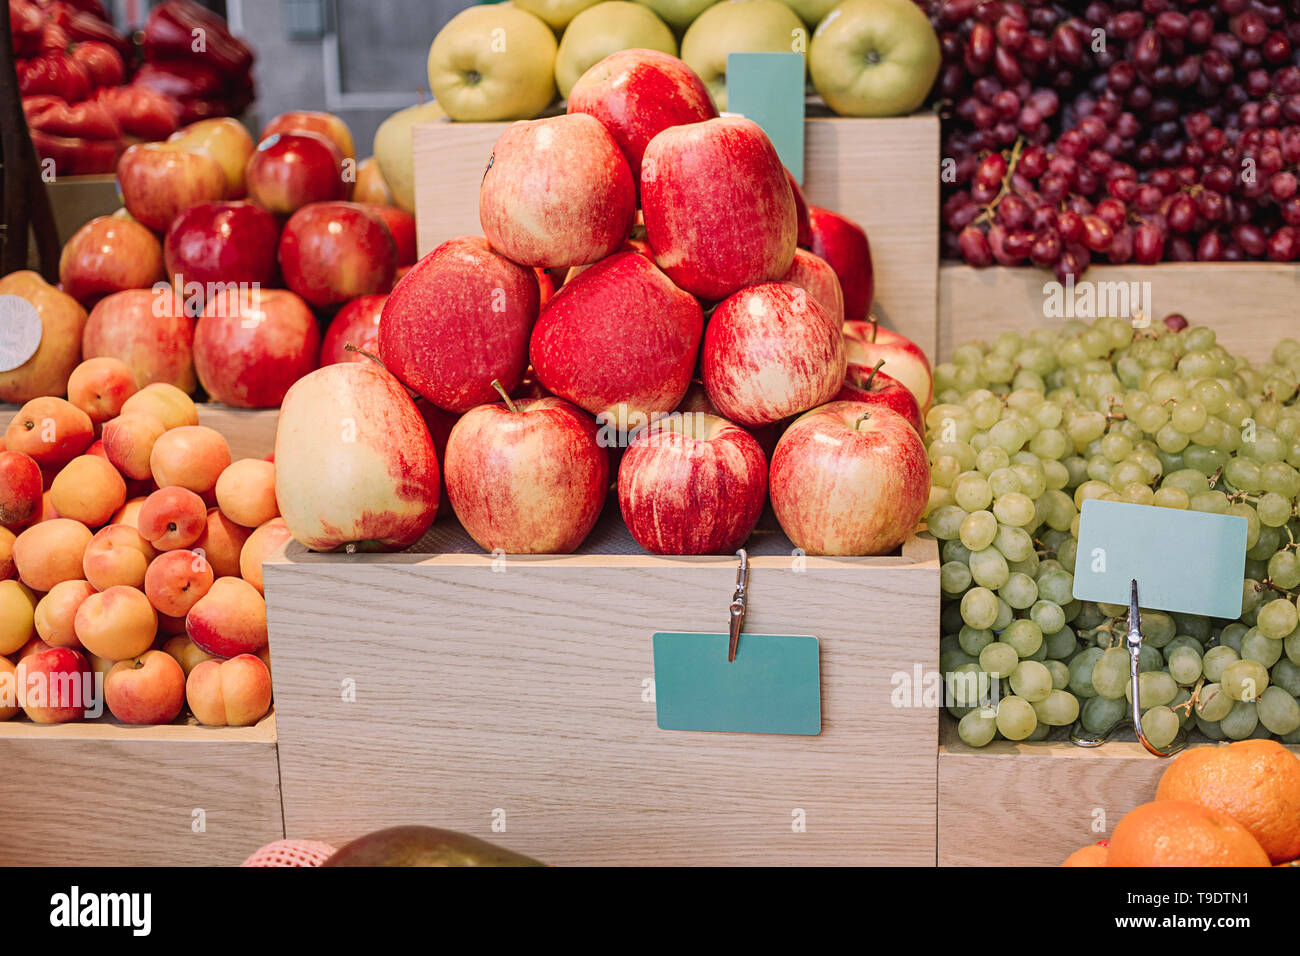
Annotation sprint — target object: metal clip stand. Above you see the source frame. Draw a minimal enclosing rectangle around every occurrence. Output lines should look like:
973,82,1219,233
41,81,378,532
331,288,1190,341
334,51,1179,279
727,549,749,663
1069,579,1185,757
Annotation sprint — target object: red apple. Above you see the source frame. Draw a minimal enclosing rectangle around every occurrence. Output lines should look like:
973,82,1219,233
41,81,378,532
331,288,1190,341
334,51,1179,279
104,649,186,725
361,204,417,266
0,451,43,530
641,116,796,301
275,362,439,551
566,48,717,183
617,413,767,555
781,248,844,324
59,216,166,308
529,251,703,427
163,200,281,289
806,205,874,321
260,110,356,163
195,287,320,408
701,282,845,428
837,360,923,434
479,113,635,269
278,201,397,309
15,645,92,723
842,320,934,416
379,236,539,413
444,395,608,554
245,131,347,216
82,287,196,392
788,169,812,247
116,142,228,232
321,294,386,366
769,401,929,556
415,398,460,515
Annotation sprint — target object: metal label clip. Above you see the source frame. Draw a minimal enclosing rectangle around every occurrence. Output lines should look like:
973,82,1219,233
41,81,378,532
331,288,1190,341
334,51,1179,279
727,549,749,663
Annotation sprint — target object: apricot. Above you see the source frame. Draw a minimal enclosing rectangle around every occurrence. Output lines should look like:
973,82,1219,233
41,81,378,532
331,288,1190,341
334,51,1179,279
67,357,138,426
74,585,157,661
0,580,39,655
33,579,96,648
194,508,250,578
186,576,267,658
185,653,272,726
15,646,91,723
0,657,19,720
111,497,148,530
102,412,167,481
239,517,293,594
35,491,61,523
82,523,156,590
144,549,213,617
119,383,198,431
17,635,53,659
214,458,278,528
149,426,231,494
0,450,43,528
49,455,127,527
0,527,15,580
137,487,207,551
161,634,217,678
3,397,94,468
157,611,188,637
105,650,186,725
12,519,92,591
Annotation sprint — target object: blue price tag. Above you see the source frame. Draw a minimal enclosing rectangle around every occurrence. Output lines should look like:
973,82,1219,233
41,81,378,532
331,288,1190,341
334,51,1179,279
1072,499,1248,619
652,632,820,735
725,52,806,182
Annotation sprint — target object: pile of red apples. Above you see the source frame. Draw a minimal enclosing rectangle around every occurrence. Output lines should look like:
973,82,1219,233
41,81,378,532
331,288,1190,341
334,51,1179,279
0,359,291,727
274,49,933,560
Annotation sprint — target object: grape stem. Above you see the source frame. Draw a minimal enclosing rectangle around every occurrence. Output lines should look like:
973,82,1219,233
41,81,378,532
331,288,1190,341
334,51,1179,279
1176,678,1205,718
973,136,1025,227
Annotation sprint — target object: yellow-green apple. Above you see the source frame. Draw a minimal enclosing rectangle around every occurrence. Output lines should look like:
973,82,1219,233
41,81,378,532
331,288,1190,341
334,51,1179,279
321,294,385,367
808,0,940,117
186,577,267,658
0,272,87,403
82,288,197,392
373,101,445,212
104,649,186,725
641,116,796,300
444,395,608,554
353,157,392,205
701,281,845,427
244,131,347,216
480,114,635,268
116,142,228,232
278,202,397,309
259,110,356,163
15,645,91,723
427,6,558,122
617,413,768,554
67,357,138,427
379,236,539,412
781,248,844,322
567,48,716,182
164,200,281,289
0,451,42,530
361,205,417,266
837,359,922,434
58,216,166,308
680,0,808,109
555,5,677,99
785,0,838,27
806,204,873,320
529,252,702,427
769,400,928,554
4,397,94,469
166,117,256,198
275,362,439,551
185,653,272,727
841,319,933,415
514,0,602,30
633,0,718,33
194,287,320,408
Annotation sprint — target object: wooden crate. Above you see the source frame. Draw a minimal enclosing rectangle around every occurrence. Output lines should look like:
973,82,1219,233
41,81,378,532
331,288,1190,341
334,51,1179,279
0,404,283,867
265,515,940,865
412,112,940,357
938,262,1300,365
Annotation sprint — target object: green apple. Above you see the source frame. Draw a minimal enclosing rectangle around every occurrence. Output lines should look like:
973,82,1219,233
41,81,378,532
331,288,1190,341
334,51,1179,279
632,0,719,34
808,0,940,117
680,0,807,111
427,6,558,122
373,100,446,213
513,0,604,31
555,2,677,99
783,0,838,28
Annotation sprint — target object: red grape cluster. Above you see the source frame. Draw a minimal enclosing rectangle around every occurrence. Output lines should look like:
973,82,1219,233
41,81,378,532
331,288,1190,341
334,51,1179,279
922,0,1300,278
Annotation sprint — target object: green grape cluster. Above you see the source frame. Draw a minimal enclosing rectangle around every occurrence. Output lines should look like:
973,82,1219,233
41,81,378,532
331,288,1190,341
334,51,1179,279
927,316,1300,749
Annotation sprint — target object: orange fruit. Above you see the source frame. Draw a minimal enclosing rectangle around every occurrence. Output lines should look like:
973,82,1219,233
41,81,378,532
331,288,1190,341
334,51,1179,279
1062,842,1108,866
1154,739,1300,864
1107,800,1270,867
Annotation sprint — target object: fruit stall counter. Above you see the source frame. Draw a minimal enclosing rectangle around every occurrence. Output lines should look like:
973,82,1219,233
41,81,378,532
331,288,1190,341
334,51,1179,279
263,515,940,866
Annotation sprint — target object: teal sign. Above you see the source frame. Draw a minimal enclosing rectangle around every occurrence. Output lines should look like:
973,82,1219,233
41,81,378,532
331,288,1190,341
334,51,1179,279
726,52,806,182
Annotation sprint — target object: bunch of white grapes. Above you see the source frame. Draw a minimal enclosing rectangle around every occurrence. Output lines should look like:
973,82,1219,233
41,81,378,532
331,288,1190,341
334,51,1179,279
926,315,1300,749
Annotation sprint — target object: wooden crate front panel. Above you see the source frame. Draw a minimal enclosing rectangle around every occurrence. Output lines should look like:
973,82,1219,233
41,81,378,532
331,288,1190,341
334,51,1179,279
0,717,282,867
939,262,1300,365
267,550,939,865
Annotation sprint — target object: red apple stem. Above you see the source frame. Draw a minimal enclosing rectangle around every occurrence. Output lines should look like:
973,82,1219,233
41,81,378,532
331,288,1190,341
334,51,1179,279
491,379,518,413
870,319,879,343
862,358,887,390
855,411,871,431
344,344,386,369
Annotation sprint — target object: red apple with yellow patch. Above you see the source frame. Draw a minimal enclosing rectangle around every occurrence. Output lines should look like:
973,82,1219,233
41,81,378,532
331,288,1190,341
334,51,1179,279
194,287,320,408
842,320,933,416
837,359,923,434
